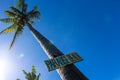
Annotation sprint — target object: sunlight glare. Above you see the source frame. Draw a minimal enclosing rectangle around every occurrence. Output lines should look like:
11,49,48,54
0,54,15,80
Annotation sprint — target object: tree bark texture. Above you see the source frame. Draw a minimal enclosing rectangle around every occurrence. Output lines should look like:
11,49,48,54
27,24,88,80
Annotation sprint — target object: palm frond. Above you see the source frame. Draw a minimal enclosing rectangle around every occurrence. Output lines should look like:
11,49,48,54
5,11,16,18
22,70,28,76
15,0,27,13
9,29,18,50
9,25,24,50
9,6,22,16
31,65,36,73
33,6,39,11
0,24,17,34
30,72,36,79
0,18,16,24
22,3,27,14
29,20,35,24
36,73,41,80
15,0,25,9
28,11,40,20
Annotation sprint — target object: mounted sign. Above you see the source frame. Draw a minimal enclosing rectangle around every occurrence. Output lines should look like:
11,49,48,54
44,52,83,71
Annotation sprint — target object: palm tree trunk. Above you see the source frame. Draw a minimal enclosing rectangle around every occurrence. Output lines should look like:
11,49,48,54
27,23,88,80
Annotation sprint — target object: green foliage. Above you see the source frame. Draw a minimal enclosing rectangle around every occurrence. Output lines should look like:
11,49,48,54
28,11,40,20
0,0,41,49
33,6,39,11
9,6,22,16
9,25,24,50
15,0,25,9
0,24,17,34
0,18,17,24
17,65,41,80
5,11,16,18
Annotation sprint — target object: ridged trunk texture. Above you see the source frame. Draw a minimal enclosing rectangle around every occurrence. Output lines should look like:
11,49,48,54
27,23,88,80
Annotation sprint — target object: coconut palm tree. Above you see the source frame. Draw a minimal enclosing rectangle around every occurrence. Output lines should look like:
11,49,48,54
16,65,41,80
0,0,88,80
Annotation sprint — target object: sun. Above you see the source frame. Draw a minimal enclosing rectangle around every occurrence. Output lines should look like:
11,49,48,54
0,59,8,80
0,54,15,80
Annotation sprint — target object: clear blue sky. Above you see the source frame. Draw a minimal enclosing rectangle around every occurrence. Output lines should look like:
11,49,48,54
0,0,120,80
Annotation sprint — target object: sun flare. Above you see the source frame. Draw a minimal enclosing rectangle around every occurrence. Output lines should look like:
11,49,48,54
0,54,15,80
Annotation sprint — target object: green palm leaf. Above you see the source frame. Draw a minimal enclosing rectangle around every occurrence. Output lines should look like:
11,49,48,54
5,11,16,18
33,6,39,11
15,0,27,14
9,6,22,16
0,24,17,34
0,18,17,24
28,11,40,20
15,0,25,9
36,73,40,80
22,70,28,76
9,25,24,49
22,3,27,14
